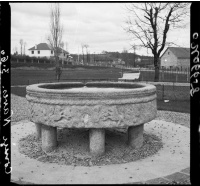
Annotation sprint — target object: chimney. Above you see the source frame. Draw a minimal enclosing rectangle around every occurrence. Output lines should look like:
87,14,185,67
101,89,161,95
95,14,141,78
35,44,37,49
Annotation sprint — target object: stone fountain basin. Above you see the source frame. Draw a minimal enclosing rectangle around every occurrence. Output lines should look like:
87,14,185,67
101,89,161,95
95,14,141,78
26,81,157,128
26,81,157,155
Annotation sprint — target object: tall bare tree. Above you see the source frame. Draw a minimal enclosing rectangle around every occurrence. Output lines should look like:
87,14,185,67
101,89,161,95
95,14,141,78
47,3,63,81
13,46,18,55
81,44,89,64
125,3,190,81
84,44,89,63
19,39,23,56
65,42,68,52
23,42,26,55
81,44,85,64
60,42,64,65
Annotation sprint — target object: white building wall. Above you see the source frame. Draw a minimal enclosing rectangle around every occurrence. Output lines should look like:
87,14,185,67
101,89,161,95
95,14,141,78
160,49,178,68
29,50,54,58
59,52,67,60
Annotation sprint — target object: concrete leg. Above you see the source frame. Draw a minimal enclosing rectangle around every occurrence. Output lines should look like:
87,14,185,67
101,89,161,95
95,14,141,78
35,123,42,140
128,124,144,149
41,125,57,152
89,128,105,156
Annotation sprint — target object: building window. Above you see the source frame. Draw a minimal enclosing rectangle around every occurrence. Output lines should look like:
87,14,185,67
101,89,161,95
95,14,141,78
64,53,65,56
38,51,40,54
32,51,34,54
51,50,53,54
168,52,170,55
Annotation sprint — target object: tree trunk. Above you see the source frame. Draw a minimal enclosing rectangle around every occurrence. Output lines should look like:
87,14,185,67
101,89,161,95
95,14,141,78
56,67,62,82
154,66,160,82
55,56,61,82
154,56,160,82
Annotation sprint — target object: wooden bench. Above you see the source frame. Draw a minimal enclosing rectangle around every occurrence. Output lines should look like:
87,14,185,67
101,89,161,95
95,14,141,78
118,72,140,82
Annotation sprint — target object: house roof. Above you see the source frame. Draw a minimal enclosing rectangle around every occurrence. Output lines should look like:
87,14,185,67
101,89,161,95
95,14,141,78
28,43,68,53
161,47,190,59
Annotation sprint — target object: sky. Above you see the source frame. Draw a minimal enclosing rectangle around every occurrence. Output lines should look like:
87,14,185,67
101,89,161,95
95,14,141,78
10,2,190,56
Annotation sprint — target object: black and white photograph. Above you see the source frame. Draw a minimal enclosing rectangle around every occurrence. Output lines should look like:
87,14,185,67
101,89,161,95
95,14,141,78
2,1,194,184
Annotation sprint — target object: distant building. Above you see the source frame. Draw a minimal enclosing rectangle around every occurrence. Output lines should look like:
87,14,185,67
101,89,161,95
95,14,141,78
112,58,125,68
28,43,68,61
160,47,190,69
135,57,141,63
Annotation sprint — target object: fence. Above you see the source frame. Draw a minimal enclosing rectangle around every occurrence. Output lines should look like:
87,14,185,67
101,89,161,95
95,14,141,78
148,82,189,101
121,67,190,83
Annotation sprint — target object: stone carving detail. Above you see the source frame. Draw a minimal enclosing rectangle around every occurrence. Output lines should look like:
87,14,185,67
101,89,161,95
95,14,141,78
29,100,156,128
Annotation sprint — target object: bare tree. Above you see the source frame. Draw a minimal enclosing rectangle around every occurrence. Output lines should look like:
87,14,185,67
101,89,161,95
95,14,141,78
65,42,68,52
131,45,137,67
121,48,130,67
47,3,63,81
60,42,64,65
84,44,89,63
23,42,26,55
125,3,190,81
13,46,18,55
81,44,85,64
81,44,89,64
19,39,23,56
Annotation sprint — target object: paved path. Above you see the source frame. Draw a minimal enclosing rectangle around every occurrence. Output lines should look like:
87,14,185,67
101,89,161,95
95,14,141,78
11,120,190,184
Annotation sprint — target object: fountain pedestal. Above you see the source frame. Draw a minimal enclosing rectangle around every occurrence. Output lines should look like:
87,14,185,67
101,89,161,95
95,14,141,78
89,128,105,156
128,124,144,149
41,125,57,152
35,123,42,140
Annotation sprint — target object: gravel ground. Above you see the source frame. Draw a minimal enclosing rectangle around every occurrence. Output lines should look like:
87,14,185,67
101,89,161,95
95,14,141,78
19,129,163,166
11,94,190,128
11,94,30,123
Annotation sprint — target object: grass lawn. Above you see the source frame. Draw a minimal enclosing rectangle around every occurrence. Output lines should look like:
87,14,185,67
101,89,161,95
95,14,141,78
11,67,189,86
11,68,122,86
157,100,190,113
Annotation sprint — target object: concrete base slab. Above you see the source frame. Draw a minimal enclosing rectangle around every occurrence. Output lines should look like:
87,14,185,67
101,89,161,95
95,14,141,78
11,120,190,184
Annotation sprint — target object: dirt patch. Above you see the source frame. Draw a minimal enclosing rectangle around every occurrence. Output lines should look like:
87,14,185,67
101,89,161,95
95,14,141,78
19,128,163,167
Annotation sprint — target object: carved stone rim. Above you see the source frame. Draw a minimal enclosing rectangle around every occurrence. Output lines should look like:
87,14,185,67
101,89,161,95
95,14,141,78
26,81,156,98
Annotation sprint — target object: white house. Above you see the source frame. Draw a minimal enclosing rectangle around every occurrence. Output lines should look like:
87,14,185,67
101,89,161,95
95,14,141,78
28,43,68,60
160,47,190,69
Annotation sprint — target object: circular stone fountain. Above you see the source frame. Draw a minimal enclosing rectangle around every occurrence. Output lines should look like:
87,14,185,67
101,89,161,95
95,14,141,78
26,81,157,156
